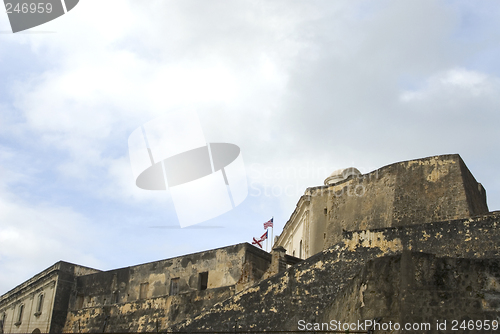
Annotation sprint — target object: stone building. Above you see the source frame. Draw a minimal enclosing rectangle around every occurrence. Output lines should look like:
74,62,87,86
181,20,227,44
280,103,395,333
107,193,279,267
0,262,99,334
0,244,284,333
274,154,488,259
1,153,499,333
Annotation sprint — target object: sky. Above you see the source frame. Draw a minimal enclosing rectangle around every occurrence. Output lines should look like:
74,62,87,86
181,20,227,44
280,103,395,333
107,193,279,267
1,0,500,294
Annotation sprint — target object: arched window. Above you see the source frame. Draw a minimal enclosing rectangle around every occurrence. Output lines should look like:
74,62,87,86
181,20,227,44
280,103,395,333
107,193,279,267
35,293,44,315
15,304,23,325
1,312,6,332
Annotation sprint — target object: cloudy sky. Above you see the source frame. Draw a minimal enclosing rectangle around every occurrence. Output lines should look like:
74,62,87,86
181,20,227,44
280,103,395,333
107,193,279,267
1,0,500,294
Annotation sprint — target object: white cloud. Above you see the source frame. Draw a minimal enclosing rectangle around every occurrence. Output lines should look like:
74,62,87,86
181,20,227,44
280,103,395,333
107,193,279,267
0,170,104,294
400,68,495,102
2,0,500,295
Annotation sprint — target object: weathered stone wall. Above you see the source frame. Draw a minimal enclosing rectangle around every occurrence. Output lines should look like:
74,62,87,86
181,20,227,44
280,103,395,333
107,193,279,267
325,154,489,247
62,243,271,332
172,212,500,332
68,244,258,311
321,252,500,333
459,157,489,216
50,262,100,333
0,262,100,334
306,192,328,257
277,154,489,260
172,247,373,332
342,211,500,259
320,254,402,328
275,195,312,259
237,247,272,291
398,252,500,333
63,286,235,332
297,154,488,250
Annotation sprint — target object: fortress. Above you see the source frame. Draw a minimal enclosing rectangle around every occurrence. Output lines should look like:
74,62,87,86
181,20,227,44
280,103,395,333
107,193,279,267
1,154,500,333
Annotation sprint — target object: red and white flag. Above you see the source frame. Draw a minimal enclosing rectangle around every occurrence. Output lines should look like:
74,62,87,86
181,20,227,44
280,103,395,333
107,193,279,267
252,237,263,248
252,230,268,248
263,218,273,229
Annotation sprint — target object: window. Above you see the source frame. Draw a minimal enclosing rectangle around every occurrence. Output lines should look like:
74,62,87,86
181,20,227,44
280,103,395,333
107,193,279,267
299,240,302,259
170,278,179,296
76,294,84,309
1,312,6,332
139,283,149,299
15,304,23,325
198,272,208,291
35,294,44,315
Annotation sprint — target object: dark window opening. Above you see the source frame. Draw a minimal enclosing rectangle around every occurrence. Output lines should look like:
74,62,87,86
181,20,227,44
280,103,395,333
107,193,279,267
35,294,44,315
76,294,84,309
199,272,209,291
113,291,119,303
1,312,6,332
170,278,179,296
299,240,302,259
139,282,149,300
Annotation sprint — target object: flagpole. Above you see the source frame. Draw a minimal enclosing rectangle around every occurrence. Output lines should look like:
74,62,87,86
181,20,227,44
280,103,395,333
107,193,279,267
271,216,274,249
266,229,268,252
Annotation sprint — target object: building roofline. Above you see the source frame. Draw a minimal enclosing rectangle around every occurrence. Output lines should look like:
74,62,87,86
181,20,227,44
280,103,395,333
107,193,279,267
1,243,271,302
276,154,464,246
74,242,265,277
0,261,99,302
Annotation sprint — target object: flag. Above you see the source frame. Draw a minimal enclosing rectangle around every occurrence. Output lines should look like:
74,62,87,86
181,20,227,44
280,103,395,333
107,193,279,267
252,237,263,248
264,218,273,229
252,230,268,249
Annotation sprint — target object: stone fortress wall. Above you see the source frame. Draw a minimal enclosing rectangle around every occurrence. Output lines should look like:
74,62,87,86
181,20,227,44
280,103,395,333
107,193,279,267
172,212,500,332
275,154,488,259
1,153,498,333
0,262,99,334
62,243,273,332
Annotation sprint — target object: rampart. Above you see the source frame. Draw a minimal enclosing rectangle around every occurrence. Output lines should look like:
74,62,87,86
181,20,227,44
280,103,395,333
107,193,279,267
172,212,500,332
62,243,271,332
276,154,489,257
